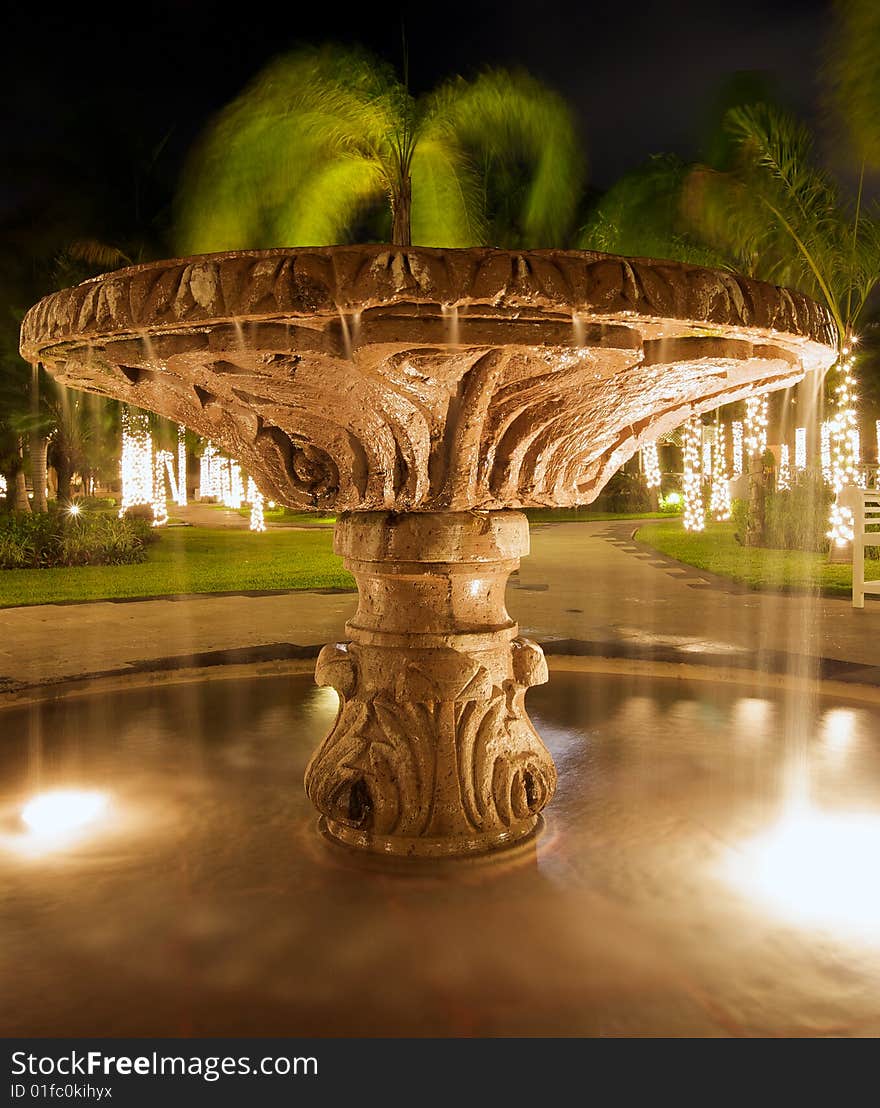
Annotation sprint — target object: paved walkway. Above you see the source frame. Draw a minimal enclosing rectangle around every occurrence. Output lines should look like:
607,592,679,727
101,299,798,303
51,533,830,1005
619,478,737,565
1,520,877,694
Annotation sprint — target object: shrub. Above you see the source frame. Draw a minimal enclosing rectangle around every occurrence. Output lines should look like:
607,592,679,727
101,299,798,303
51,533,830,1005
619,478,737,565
731,497,749,545
0,509,154,569
732,476,832,552
764,476,833,553
594,471,651,513
122,504,155,523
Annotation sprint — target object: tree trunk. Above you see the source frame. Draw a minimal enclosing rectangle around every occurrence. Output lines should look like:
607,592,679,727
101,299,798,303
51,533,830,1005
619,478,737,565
745,452,765,547
30,433,48,511
13,470,30,513
391,174,412,246
55,451,72,505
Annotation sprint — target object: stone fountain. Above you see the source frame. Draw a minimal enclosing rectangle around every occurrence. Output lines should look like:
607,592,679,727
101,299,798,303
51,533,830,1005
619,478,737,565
21,246,837,857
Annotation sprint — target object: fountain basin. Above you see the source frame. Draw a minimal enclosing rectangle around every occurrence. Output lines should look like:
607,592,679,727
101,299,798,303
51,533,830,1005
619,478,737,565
20,247,839,856
2,662,879,1037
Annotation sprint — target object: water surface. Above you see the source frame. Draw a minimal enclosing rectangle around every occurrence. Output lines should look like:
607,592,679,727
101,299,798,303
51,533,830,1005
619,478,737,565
2,670,879,1037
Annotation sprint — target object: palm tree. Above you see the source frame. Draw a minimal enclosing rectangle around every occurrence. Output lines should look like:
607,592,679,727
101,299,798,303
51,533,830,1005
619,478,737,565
826,0,880,172
175,45,584,252
684,102,880,344
577,154,725,266
682,99,880,546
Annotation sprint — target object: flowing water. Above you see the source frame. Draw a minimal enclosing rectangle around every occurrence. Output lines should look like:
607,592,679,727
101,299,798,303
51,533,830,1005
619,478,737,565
2,669,880,1037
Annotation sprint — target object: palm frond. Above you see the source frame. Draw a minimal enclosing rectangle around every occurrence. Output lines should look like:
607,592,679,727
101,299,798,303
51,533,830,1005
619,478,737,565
410,136,486,247
684,102,880,335
826,0,880,168
272,155,386,246
421,69,584,247
578,154,726,266
175,45,403,253
66,239,132,267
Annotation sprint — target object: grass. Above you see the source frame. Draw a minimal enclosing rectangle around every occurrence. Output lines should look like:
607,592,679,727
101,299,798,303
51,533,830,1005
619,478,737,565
0,526,353,608
232,505,336,526
635,520,880,597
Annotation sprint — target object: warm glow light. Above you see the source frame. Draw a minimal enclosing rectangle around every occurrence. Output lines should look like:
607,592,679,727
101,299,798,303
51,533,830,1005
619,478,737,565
641,441,661,489
828,350,862,546
176,424,188,507
664,491,681,506
777,443,791,491
821,420,832,484
199,441,218,499
731,421,743,478
733,696,772,731
119,406,154,519
821,707,858,753
227,461,244,509
21,789,107,840
152,449,169,527
701,436,713,480
709,422,731,521
682,416,704,532
794,426,807,471
744,394,768,459
246,476,266,532
725,806,880,940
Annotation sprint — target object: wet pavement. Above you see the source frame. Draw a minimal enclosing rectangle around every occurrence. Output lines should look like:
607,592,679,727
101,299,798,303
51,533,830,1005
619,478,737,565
1,520,877,696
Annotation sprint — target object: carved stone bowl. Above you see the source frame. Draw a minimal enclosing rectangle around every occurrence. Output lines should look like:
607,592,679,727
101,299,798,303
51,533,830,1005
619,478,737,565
21,246,836,512
21,247,837,857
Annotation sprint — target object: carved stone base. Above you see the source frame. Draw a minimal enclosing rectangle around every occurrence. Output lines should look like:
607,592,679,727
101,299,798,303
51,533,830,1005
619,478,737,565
304,511,557,857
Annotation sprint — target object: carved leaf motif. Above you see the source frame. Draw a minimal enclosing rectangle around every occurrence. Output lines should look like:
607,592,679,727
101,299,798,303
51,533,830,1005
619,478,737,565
372,700,436,836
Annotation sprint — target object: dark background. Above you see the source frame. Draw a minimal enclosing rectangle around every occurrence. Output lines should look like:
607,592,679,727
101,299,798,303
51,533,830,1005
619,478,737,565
1,0,833,250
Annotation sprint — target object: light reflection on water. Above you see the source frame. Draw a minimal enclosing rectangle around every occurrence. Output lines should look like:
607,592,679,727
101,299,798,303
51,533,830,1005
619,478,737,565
1,671,880,1037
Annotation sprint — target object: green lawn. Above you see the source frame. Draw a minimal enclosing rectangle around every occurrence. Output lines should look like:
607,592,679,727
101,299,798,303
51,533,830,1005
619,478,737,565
232,506,336,526
0,526,353,608
635,520,879,597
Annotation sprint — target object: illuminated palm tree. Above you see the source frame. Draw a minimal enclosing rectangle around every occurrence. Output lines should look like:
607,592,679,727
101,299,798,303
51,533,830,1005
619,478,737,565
175,45,584,251
684,102,880,344
577,153,724,266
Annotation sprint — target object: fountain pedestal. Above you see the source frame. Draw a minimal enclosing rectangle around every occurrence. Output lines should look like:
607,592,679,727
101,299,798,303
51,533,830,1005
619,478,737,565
306,510,555,856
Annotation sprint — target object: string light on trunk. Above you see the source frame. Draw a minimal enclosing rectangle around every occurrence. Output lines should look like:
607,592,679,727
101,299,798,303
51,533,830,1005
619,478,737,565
732,421,743,478
641,442,661,489
683,416,705,532
778,444,791,491
709,423,731,521
828,346,860,546
794,427,806,472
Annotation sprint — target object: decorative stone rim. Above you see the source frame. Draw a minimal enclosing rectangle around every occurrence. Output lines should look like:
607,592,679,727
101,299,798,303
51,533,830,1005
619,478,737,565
20,245,838,361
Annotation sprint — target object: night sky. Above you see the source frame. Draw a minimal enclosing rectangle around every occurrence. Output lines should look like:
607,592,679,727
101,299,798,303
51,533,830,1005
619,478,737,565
1,0,833,248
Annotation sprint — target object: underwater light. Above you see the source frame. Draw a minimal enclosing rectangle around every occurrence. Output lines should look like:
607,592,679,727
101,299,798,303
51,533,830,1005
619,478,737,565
21,789,107,839
725,806,880,940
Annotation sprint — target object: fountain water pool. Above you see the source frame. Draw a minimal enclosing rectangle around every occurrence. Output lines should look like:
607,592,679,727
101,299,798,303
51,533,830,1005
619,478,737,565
21,245,838,856
2,665,880,1037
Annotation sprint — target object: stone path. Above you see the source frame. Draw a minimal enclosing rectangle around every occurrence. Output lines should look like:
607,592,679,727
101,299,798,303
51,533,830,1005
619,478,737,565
1,520,877,695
